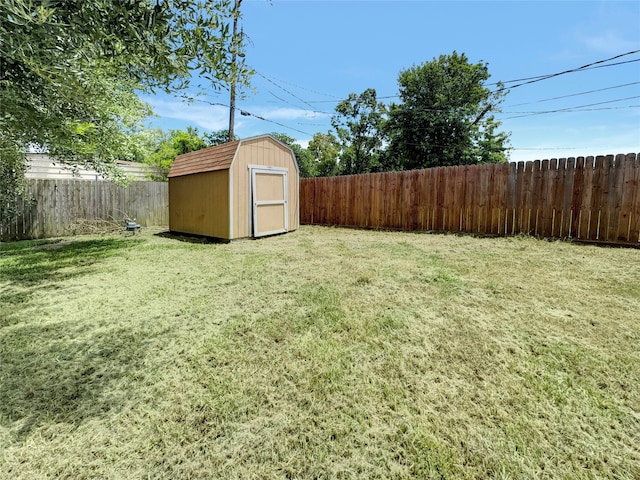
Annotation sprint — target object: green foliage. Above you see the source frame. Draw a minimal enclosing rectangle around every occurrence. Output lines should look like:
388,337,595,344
171,129,209,156
270,133,316,178
0,1,250,209
0,141,27,226
144,127,210,180
384,52,510,170
331,88,387,175
307,132,340,177
204,130,239,146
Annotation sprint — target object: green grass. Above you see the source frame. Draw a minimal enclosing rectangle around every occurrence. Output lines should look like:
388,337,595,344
1,227,639,479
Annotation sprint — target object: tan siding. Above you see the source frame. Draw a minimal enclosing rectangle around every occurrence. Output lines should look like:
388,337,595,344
169,171,230,238
234,152,246,238
231,137,299,238
167,135,299,241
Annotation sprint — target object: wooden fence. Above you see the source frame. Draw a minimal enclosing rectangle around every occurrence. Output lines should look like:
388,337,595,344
1,179,168,241
300,153,640,246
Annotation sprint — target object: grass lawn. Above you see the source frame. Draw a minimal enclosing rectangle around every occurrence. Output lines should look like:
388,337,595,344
1,226,639,479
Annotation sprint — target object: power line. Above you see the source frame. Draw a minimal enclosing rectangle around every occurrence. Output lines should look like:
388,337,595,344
240,109,316,136
500,96,640,119
498,58,640,92
300,51,640,104
490,51,640,87
254,71,334,116
174,96,633,153
179,95,316,136
255,71,318,112
253,70,342,99
506,81,640,107
171,51,640,139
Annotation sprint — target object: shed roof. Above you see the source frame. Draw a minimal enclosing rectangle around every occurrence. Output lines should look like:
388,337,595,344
168,140,240,178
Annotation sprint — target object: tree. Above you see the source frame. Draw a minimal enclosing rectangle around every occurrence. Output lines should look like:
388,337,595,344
144,128,210,180
204,130,239,146
307,133,340,177
1,1,250,222
0,142,27,225
383,52,510,170
331,88,386,175
270,133,315,178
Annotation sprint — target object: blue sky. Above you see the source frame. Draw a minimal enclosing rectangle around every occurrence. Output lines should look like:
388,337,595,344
143,0,640,162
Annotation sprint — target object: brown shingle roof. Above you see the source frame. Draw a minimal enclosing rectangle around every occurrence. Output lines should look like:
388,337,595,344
168,140,240,178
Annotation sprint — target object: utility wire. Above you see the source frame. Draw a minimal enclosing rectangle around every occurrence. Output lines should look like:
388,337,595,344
253,69,342,99
256,71,317,111
255,71,333,115
500,96,640,119
179,95,316,136
489,50,640,87
174,51,640,139
506,81,640,107
300,51,640,104
176,94,629,153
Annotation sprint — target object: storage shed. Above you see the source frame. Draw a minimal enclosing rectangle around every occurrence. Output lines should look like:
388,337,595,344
168,134,299,240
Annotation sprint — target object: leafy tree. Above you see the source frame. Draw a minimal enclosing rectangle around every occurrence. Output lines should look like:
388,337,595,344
1,1,250,222
331,88,387,175
171,128,209,156
307,133,340,177
270,133,315,178
144,128,210,180
0,142,27,225
204,130,239,146
383,52,510,170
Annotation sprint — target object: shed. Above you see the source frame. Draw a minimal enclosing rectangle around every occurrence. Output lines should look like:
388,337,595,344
168,134,299,240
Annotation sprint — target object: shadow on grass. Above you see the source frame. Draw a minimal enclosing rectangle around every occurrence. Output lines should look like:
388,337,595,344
0,237,137,286
0,238,151,440
0,320,146,440
154,231,230,244
0,238,137,328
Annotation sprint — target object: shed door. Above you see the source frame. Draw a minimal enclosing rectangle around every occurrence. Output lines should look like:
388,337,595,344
251,167,288,237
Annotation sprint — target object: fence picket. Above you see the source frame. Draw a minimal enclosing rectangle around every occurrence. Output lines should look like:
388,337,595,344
5,156,639,246
633,154,640,242
299,153,639,246
618,155,636,242
1,179,168,241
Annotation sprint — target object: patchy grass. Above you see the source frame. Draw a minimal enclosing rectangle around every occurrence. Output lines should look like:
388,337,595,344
0,226,639,479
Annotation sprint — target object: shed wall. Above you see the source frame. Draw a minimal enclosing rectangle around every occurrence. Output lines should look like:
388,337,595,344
231,137,299,239
169,170,230,238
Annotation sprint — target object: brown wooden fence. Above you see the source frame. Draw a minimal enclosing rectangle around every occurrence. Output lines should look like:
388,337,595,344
1,179,168,241
300,154,640,246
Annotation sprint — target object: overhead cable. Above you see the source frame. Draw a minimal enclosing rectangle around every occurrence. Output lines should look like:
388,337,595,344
490,50,640,88
179,95,316,136
506,81,640,107
500,96,640,119
301,51,640,104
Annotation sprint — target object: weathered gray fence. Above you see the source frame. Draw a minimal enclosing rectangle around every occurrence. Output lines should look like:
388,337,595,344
1,179,168,241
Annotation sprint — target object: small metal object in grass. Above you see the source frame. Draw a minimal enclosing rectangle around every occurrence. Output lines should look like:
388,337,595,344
125,218,141,234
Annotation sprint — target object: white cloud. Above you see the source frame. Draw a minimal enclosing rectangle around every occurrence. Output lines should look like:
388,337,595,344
250,106,330,121
577,31,639,55
144,97,233,131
